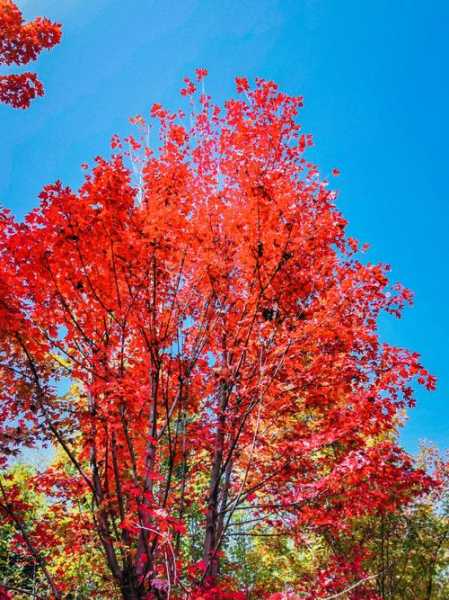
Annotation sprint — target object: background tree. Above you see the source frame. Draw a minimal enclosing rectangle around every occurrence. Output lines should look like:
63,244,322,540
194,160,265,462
366,444,449,599
0,464,54,598
0,0,61,109
0,73,436,599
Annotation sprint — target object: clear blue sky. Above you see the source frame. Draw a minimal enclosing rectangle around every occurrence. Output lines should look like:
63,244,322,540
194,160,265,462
1,0,448,454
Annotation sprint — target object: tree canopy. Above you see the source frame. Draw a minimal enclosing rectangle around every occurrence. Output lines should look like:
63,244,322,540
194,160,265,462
0,69,439,599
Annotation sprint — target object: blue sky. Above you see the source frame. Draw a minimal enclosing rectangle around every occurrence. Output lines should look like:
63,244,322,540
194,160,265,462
1,0,448,454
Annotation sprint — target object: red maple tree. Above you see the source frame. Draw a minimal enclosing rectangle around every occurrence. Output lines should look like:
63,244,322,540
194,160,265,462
0,72,436,598
0,0,61,108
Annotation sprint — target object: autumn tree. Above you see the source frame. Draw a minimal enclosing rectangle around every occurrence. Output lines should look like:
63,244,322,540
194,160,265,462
0,0,61,109
363,444,449,599
0,72,436,599
0,464,47,599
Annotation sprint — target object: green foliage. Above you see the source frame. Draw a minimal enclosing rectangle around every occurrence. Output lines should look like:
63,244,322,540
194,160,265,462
0,464,47,598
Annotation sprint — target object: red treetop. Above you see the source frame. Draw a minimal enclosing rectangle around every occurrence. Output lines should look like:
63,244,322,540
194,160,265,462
0,73,436,598
0,0,61,108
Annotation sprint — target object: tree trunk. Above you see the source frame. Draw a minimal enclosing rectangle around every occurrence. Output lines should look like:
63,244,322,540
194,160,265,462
203,384,229,580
